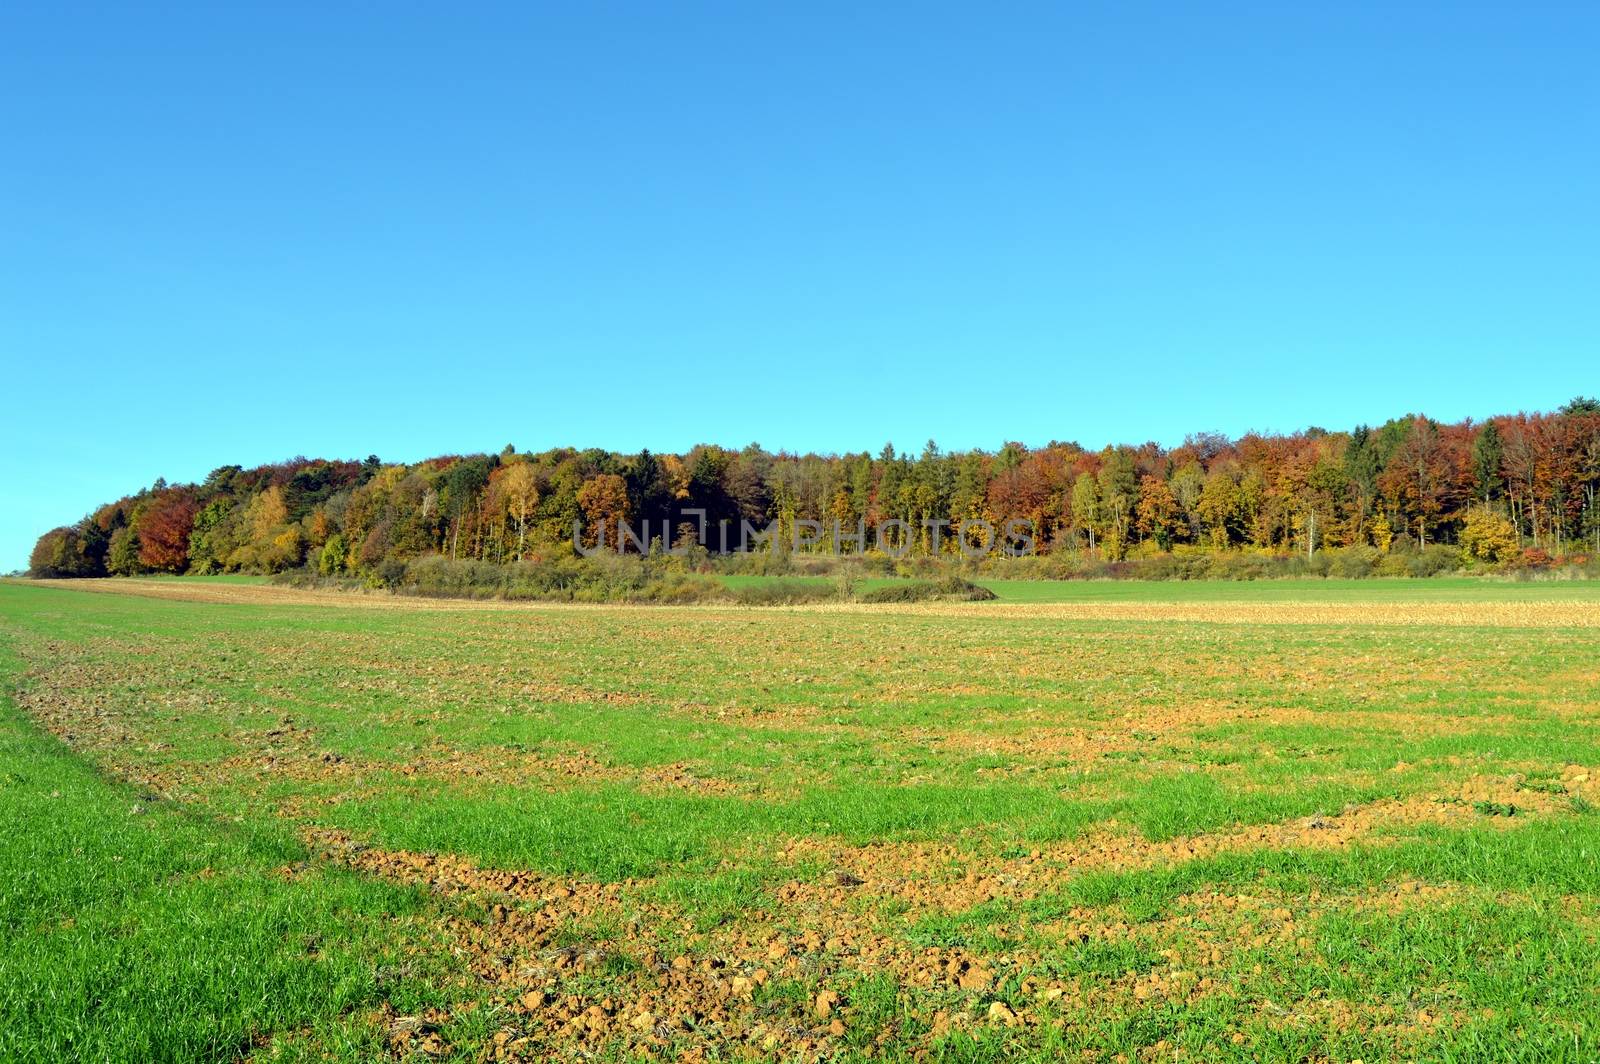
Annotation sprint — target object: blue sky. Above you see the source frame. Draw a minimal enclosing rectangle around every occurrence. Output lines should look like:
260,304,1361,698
2,2,1597,568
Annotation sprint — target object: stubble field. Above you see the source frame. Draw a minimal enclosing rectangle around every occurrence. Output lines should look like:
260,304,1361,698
2,577,1599,1062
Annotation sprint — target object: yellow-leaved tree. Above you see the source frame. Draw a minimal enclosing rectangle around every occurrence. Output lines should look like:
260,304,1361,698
1459,508,1519,564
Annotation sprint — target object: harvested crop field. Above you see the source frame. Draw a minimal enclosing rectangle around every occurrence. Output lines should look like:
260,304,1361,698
3,578,1600,1061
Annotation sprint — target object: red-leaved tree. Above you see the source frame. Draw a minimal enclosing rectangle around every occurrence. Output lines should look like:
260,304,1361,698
137,491,199,572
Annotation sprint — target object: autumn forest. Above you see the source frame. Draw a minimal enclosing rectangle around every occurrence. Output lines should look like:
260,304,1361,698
27,398,1600,582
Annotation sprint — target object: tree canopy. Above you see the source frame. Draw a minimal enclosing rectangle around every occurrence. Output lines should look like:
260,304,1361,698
29,402,1600,578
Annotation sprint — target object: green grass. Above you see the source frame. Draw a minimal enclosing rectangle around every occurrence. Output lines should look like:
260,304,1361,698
0,644,455,1061
1047,815,1600,917
976,575,1600,603
3,578,1599,1060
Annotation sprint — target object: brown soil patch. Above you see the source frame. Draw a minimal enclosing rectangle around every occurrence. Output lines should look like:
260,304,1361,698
760,776,1574,918
294,769,1588,1060
17,577,1600,628
822,599,1600,629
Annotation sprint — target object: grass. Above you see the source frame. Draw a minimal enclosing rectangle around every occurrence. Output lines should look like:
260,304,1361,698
0,643,455,1062
2,577,1600,1060
974,574,1600,602
1049,815,1600,916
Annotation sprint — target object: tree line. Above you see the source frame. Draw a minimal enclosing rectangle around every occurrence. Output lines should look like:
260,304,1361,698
28,398,1600,579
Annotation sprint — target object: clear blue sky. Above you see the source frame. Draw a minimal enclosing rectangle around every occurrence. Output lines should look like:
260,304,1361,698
2,3,1597,569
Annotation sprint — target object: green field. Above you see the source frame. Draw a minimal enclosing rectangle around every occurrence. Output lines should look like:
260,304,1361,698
971,574,1600,603
3,578,1599,1061
724,573,1600,604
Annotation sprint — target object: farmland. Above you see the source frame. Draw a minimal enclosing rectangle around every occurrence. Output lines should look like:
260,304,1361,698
3,578,1600,1062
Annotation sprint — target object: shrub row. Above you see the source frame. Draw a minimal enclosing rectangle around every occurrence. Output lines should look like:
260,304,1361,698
858,576,998,603
278,555,856,605
274,543,1600,604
